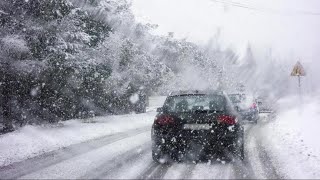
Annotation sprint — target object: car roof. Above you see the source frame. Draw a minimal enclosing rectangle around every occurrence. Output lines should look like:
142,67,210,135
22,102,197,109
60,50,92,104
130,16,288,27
168,90,224,96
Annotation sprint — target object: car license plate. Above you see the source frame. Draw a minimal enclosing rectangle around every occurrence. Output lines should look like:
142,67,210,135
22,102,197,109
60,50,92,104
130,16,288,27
183,124,211,130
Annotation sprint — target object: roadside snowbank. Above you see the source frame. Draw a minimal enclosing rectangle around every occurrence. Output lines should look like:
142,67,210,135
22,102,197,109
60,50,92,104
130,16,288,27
0,112,156,167
259,95,320,178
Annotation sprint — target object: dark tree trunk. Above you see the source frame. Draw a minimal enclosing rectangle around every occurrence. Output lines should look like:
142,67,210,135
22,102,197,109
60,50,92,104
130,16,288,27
1,72,14,133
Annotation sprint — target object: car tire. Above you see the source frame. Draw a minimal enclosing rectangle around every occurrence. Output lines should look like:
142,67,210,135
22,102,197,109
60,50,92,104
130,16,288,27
152,149,161,163
232,130,245,161
239,141,245,160
254,114,259,124
152,141,166,163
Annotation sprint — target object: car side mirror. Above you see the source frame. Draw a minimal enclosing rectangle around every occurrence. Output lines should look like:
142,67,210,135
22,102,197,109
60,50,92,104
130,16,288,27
156,107,163,112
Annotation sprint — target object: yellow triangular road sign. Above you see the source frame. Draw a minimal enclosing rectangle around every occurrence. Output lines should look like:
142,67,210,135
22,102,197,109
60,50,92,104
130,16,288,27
291,61,306,76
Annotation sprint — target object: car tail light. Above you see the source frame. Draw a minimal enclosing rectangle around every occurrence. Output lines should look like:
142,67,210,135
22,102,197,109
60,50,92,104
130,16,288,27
217,115,237,125
155,115,175,126
251,103,257,109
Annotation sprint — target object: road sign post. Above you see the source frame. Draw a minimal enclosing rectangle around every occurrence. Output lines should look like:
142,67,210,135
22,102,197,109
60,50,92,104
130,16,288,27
290,61,306,105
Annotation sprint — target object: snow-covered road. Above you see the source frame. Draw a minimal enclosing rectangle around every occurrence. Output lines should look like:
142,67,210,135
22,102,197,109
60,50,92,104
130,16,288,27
0,114,282,179
1,95,320,179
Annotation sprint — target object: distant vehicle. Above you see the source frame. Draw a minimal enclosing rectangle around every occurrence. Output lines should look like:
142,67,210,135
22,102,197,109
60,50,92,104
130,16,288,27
151,90,244,163
256,97,273,113
228,93,259,123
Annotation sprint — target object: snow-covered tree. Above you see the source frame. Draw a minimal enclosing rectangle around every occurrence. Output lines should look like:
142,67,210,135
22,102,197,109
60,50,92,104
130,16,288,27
0,0,240,131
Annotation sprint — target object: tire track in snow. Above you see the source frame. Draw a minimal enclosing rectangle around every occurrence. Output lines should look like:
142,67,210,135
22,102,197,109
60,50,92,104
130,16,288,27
103,151,154,179
246,126,269,179
148,163,172,179
189,163,234,179
232,123,256,179
245,119,283,179
232,159,255,179
137,161,173,179
0,126,150,179
136,161,160,179
180,163,196,179
253,121,284,179
254,121,284,179
162,163,195,179
257,145,283,179
81,142,151,179
19,132,151,179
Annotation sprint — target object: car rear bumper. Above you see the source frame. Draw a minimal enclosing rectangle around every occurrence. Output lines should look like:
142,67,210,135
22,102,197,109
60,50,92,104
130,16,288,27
152,128,240,150
241,110,259,121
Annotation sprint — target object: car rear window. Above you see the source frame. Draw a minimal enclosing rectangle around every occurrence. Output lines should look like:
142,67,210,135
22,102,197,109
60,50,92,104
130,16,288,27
228,94,246,103
163,94,226,113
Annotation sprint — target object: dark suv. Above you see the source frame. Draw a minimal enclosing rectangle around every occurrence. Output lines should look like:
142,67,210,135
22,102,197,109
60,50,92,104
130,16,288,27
151,91,244,163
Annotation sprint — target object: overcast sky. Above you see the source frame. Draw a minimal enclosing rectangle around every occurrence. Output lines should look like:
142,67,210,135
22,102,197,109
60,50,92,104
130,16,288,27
131,0,320,65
